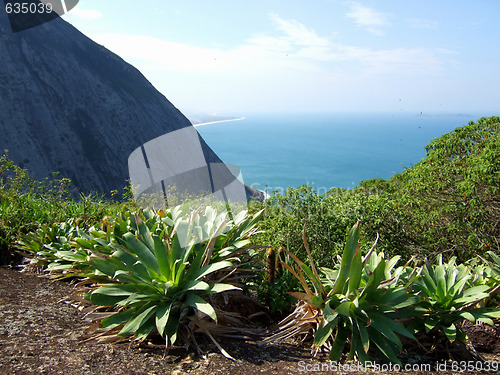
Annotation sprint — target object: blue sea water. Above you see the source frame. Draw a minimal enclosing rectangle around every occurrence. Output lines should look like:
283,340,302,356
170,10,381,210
196,112,492,192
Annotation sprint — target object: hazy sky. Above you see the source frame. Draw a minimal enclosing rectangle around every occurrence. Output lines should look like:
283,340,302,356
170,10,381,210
64,1,500,115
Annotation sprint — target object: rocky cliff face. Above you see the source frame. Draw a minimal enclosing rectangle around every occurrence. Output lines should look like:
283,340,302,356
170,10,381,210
0,10,228,197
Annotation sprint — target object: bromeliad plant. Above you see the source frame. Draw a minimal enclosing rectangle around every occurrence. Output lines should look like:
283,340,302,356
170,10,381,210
411,255,500,343
81,206,263,359
19,219,95,277
262,221,500,364
261,222,420,364
20,203,263,358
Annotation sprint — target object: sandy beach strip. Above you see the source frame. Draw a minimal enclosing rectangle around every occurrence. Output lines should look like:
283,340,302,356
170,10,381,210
192,117,245,127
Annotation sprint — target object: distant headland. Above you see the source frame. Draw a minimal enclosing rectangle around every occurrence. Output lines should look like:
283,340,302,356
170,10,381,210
187,113,245,127
192,117,245,127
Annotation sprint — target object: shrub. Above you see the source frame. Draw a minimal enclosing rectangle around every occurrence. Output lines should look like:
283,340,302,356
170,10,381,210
21,204,263,358
252,116,500,265
391,116,500,260
0,153,129,265
261,223,419,364
262,222,500,364
252,184,408,269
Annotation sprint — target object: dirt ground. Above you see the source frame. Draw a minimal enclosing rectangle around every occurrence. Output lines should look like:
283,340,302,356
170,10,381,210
1,266,499,375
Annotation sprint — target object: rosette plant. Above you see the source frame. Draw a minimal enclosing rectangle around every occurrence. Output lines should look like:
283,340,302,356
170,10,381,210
83,206,262,359
19,220,94,277
411,255,500,343
261,222,419,364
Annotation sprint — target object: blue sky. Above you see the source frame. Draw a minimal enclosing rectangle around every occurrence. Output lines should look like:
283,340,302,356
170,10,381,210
64,1,500,115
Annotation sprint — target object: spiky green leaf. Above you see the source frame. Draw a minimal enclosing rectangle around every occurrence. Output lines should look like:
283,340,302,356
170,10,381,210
184,294,217,321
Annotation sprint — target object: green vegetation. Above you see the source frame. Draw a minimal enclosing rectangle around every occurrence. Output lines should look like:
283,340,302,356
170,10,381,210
0,152,133,265
392,116,500,260
1,116,499,364
410,254,498,343
20,204,262,358
261,223,500,364
252,116,500,266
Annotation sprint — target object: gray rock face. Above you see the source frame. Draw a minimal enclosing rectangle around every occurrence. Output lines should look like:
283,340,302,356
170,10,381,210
0,11,226,196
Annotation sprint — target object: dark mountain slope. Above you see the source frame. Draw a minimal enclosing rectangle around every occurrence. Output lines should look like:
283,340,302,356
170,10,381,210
0,10,228,196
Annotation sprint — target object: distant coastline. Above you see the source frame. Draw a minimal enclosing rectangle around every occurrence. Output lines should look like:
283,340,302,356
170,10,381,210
192,117,246,127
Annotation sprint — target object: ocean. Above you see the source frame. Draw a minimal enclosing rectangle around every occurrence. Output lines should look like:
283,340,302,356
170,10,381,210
196,112,493,193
